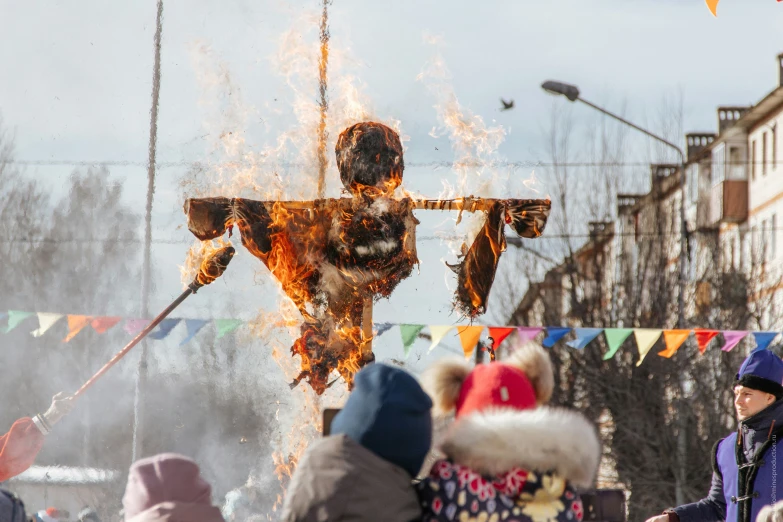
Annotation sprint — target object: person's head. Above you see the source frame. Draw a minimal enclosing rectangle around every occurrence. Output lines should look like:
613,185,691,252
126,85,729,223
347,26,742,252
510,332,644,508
330,363,433,477
122,453,221,522
0,489,27,522
423,340,554,419
734,349,783,420
77,507,100,522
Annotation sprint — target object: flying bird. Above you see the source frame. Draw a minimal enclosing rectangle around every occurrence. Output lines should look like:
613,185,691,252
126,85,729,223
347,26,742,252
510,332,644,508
500,98,514,111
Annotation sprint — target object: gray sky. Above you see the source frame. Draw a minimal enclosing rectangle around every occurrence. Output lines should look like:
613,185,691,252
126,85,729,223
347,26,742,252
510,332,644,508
2,0,783,366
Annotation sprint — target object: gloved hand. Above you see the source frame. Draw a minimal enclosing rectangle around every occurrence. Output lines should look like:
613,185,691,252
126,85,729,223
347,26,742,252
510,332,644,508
42,392,74,426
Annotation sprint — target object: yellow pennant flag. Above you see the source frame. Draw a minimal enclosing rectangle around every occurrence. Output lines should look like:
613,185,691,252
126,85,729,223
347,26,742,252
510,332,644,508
634,329,662,367
428,325,455,353
63,315,92,343
658,330,691,358
458,326,484,360
31,313,64,337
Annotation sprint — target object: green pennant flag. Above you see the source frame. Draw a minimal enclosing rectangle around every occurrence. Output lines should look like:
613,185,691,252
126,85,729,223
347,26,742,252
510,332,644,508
400,324,425,358
4,310,35,333
603,328,633,360
215,319,244,339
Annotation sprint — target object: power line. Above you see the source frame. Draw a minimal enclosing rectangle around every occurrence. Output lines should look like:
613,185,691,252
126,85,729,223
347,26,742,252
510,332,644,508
10,159,783,169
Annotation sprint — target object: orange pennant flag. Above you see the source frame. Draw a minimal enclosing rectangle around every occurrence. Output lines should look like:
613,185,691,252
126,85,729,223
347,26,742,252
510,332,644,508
705,0,719,17
458,326,485,360
658,330,691,358
90,316,122,334
694,329,720,354
63,315,92,343
487,327,515,348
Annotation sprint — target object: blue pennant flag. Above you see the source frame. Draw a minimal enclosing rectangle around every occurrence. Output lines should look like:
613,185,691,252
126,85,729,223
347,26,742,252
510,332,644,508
180,319,210,346
149,318,182,340
374,322,394,337
752,332,779,352
567,328,604,350
543,327,571,348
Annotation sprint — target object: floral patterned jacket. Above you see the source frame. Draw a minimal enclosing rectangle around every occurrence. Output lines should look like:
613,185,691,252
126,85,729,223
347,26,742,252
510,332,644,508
416,407,601,522
416,459,583,522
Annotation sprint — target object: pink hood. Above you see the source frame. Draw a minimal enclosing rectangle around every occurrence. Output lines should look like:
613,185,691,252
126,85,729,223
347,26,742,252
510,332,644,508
126,502,225,522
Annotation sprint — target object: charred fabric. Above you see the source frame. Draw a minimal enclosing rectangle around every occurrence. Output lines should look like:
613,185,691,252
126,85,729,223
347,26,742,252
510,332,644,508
184,121,550,395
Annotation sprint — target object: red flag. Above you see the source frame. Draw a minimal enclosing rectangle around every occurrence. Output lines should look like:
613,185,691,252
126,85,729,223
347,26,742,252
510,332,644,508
488,327,515,348
694,329,719,354
90,317,122,334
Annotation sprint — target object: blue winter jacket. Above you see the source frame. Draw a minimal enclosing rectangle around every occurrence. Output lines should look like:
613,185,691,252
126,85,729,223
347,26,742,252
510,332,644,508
673,399,783,522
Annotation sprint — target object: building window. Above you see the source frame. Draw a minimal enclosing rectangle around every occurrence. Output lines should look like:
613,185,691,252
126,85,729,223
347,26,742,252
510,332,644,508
773,124,777,171
752,139,757,181
763,131,768,176
773,214,777,260
713,144,725,185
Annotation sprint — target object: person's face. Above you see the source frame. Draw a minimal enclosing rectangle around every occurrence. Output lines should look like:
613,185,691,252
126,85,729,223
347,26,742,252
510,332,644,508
734,385,775,420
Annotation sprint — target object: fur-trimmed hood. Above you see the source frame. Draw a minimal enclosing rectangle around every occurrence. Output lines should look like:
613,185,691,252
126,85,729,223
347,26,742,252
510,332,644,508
439,406,601,489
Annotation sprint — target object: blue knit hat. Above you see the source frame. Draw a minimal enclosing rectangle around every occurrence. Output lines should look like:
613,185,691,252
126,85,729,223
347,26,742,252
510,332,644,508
330,363,433,477
736,349,783,399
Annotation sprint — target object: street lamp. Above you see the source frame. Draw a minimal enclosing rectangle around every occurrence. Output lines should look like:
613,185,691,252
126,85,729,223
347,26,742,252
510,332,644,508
543,80,690,506
540,79,688,330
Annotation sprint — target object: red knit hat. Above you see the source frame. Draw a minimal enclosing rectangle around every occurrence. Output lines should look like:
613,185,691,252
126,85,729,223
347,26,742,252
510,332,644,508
424,341,554,417
455,363,536,418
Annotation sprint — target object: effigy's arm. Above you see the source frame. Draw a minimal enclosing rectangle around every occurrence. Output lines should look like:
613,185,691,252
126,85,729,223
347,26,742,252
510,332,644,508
442,198,551,318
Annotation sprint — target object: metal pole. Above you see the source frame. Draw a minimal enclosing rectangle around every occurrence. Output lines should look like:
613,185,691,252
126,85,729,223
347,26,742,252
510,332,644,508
133,0,164,464
575,96,689,505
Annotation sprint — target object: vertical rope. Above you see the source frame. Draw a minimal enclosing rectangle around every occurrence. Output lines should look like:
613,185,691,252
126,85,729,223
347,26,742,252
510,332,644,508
133,0,164,464
316,0,330,198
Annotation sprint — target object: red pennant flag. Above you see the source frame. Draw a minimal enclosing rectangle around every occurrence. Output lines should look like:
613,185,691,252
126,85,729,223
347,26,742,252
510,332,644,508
694,329,719,354
488,327,515,348
90,316,122,334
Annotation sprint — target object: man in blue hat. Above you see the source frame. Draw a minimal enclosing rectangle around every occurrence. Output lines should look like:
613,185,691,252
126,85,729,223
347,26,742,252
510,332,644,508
646,349,783,522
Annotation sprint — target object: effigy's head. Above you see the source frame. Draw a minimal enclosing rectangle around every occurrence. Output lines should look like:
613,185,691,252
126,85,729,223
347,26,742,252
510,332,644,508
336,122,404,196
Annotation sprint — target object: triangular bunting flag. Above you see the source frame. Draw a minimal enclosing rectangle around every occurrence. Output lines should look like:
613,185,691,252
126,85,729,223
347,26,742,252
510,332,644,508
517,327,543,343
543,327,571,348
3,310,35,333
721,331,747,352
603,329,633,360
428,325,455,353
215,319,244,339
487,327,515,349
567,328,603,350
374,323,394,338
63,315,92,343
400,324,426,358
658,330,691,358
179,319,209,346
149,318,183,340
753,332,778,351
90,316,122,334
458,325,485,360
31,313,64,337
634,329,662,367
694,329,719,354
124,319,151,336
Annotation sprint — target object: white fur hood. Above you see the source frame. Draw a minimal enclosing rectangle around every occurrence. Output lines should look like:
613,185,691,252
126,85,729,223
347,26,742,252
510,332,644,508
439,406,601,489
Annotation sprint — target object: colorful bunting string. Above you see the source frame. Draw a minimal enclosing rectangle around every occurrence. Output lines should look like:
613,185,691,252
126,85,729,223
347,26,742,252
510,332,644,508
4,308,781,362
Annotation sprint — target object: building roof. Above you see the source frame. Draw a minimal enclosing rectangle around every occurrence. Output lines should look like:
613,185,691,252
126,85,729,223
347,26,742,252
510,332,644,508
6,465,120,486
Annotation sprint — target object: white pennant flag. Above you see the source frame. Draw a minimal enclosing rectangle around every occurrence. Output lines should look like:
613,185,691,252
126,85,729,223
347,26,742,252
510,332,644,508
428,325,455,353
31,313,64,337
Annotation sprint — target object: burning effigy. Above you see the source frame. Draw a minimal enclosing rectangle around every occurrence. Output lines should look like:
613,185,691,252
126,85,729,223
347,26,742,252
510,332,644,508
184,121,550,394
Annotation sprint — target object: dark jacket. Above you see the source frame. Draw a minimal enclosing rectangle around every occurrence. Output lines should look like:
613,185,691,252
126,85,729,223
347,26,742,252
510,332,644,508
416,406,601,522
674,399,783,522
280,435,422,522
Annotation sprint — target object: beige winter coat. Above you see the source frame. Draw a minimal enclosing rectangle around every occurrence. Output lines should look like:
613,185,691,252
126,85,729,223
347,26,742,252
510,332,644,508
280,434,422,522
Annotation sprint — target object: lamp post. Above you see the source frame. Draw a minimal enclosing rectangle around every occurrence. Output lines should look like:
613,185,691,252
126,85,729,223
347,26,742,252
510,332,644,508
541,80,688,331
542,80,690,506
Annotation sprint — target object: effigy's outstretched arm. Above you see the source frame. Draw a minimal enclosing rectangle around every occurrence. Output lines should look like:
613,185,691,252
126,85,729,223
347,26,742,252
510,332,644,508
446,199,551,318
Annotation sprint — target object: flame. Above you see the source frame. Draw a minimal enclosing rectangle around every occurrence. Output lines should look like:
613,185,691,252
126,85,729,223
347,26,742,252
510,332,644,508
180,237,233,289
